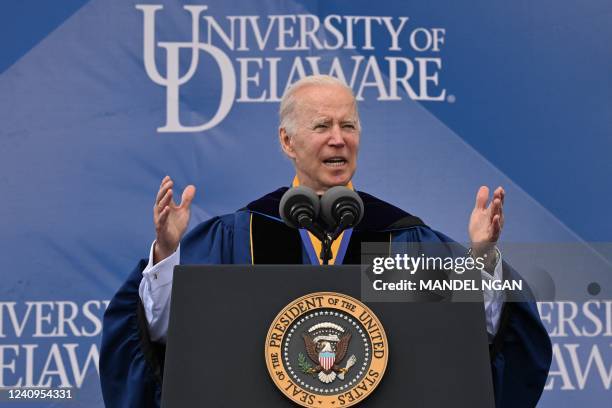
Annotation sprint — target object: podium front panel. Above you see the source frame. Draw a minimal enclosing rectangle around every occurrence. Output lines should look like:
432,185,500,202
161,265,494,407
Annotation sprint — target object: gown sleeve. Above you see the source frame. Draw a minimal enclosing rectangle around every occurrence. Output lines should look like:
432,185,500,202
99,215,239,408
391,226,552,408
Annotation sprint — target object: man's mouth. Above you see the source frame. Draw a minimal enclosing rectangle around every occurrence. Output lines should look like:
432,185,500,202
323,157,347,167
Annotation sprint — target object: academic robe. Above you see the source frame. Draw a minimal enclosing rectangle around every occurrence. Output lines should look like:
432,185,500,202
100,187,552,408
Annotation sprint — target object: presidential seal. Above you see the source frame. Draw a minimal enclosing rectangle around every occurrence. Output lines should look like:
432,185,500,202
265,292,388,407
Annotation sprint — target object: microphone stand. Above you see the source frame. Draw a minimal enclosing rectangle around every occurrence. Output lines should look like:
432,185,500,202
316,213,356,265
296,217,333,264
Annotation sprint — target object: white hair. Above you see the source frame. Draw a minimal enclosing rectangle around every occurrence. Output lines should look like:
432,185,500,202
279,74,360,137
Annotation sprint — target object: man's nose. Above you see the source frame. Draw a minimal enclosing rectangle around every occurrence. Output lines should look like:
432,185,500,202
328,124,345,146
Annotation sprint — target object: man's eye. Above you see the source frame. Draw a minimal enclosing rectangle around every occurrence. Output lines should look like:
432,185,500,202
343,124,356,129
314,124,328,130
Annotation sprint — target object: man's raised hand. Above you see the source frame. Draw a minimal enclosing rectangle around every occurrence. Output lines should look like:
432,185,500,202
468,186,505,260
153,176,196,264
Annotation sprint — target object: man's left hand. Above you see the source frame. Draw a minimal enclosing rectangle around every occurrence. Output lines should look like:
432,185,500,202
469,186,505,265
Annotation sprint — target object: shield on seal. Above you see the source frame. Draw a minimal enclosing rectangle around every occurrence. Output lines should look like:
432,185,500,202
319,351,336,371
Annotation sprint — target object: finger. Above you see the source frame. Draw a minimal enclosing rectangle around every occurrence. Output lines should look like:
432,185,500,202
158,205,170,226
475,186,489,210
490,197,502,220
157,189,173,212
155,179,174,204
159,175,170,188
493,186,505,204
156,179,173,201
491,214,502,239
180,185,196,209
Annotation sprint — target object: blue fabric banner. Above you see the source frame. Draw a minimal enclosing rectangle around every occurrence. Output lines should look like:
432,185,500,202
1,1,610,406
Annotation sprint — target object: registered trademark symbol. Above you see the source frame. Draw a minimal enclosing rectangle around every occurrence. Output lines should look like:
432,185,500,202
446,94,456,103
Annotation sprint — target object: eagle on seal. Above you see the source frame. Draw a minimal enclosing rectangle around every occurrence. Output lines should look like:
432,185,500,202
302,322,356,384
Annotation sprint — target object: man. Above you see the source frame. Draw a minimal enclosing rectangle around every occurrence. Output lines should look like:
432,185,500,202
100,75,551,407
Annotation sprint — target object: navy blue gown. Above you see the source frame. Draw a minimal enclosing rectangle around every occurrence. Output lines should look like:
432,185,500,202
100,188,552,407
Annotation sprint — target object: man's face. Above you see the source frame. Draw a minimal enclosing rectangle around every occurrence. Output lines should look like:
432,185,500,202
280,84,360,194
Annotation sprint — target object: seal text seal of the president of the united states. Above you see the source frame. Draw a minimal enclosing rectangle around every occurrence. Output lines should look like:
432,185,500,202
265,292,388,407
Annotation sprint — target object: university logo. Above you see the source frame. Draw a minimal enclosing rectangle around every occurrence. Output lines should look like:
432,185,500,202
136,4,450,134
265,292,388,407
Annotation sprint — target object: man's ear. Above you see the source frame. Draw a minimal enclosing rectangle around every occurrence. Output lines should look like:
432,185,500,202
279,128,296,159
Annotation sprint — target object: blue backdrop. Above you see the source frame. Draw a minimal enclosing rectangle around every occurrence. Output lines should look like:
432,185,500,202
1,1,610,406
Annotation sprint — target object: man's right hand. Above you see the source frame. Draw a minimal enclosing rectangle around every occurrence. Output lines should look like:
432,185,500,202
153,176,196,264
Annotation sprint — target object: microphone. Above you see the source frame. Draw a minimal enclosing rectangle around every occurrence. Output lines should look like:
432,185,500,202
279,186,321,233
279,185,364,265
320,186,364,237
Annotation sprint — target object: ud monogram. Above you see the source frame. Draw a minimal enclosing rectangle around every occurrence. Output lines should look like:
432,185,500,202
136,5,236,132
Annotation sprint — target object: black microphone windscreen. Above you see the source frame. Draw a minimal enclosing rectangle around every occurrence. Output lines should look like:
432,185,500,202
320,186,364,228
279,186,320,229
